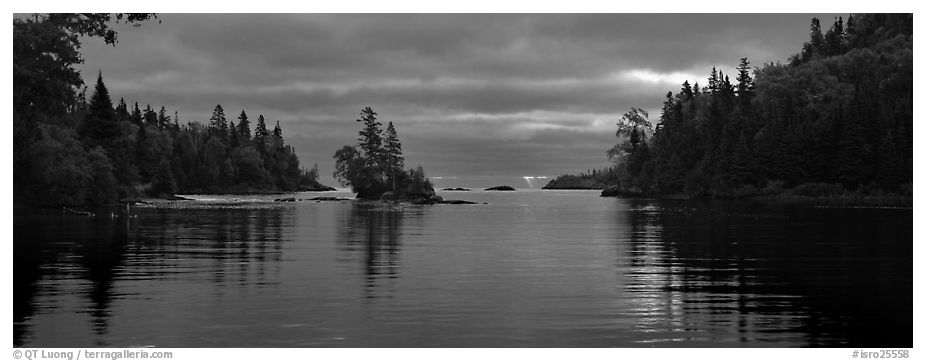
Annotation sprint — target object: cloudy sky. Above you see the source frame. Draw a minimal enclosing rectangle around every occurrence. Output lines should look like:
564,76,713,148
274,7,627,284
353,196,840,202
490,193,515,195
75,13,840,186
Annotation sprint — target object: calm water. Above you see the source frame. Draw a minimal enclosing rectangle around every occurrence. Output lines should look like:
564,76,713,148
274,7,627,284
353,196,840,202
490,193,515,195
13,190,912,347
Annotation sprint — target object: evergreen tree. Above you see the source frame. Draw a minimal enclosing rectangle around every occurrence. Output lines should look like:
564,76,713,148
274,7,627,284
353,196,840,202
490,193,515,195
384,121,404,190
157,106,170,129
356,107,384,176
131,102,142,125
143,104,157,126
824,16,847,56
115,97,129,119
209,104,228,139
708,67,719,92
237,110,251,141
80,72,118,152
253,114,269,151
735,58,754,107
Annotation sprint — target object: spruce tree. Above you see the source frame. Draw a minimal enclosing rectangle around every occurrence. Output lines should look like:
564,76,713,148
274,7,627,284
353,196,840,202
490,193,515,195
237,110,251,142
132,102,143,125
735,58,754,107
80,72,118,151
143,105,157,126
253,114,269,151
209,104,228,139
157,106,170,129
384,121,404,190
356,107,384,173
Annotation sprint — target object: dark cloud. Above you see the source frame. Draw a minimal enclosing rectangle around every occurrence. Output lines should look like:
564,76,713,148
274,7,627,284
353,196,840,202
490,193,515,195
76,13,841,184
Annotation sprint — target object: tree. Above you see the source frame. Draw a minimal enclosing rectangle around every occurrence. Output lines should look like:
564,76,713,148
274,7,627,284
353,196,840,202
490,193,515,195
824,16,847,56
383,121,404,190
801,17,824,60
131,102,143,125
735,57,754,107
253,114,269,151
356,107,385,174
157,106,171,129
149,158,178,196
115,98,129,119
608,107,652,160
209,104,228,139
143,105,157,126
333,145,363,189
80,72,118,152
708,67,720,92
237,110,251,141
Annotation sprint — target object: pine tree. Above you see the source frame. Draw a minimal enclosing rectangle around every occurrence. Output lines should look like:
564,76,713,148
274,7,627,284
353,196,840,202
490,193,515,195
253,114,269,151
131,102,142,125
384,121,404,190
237,110,251,142
681,80,693,99
824,16,847,56
157,106,170,129
115,97,128,119
708,67,719,92
735,58,754,107
143,105,157,126
356,107,384,173
80,72,118,151
801,17,825,61
209,104,227,139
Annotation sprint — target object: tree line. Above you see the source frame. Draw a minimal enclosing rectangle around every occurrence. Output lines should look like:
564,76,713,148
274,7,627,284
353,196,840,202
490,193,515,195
14,14,327,207
601,14,911,198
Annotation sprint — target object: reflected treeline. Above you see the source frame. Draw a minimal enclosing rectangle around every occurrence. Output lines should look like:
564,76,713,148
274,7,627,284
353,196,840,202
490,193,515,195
14,206,130,346
336,202,404,300
13,205,292,347
618,198,912,347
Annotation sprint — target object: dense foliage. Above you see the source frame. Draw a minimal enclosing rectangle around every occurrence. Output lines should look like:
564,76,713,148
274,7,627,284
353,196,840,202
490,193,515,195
14,14,327,207
333,107,433,199
603,14,911,198
542,168,620,189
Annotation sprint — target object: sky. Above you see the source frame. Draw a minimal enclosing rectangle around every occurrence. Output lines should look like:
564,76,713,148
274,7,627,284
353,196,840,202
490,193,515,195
75,13,842,187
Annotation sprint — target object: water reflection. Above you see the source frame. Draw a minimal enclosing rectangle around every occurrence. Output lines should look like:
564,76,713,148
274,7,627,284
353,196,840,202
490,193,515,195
13,206,291,347
619,199,912,347
14,193,911,347
336,202,404,300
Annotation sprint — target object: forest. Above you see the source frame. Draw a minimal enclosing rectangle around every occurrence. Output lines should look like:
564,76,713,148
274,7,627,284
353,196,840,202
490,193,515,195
13,14,330,207
549,14,912,199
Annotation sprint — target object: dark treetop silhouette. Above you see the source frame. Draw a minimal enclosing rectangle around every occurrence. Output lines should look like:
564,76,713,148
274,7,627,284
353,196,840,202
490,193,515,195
545,14,912,200
13,13,332,207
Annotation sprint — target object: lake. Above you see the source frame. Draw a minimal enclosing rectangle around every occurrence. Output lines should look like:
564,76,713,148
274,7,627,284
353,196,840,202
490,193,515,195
13,190,912,347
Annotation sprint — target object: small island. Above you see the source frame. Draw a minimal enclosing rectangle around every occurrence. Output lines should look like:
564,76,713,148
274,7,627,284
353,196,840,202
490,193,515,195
485,186,516,191
333,107,477,205
442,187,471,191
